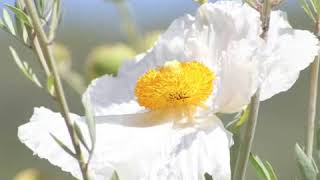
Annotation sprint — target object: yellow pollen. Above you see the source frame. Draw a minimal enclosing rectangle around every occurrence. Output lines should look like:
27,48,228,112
135,60,215,111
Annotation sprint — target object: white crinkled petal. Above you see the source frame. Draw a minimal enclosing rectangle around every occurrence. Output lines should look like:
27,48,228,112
213,40,261,113
196,1,261,49
18,107,84,179
259,11,319,100
118,14,195,80
82,75,144,116
18,107,232,180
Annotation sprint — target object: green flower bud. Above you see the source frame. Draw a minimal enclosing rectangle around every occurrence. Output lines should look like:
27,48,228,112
13,168,48,180
52,43,72,72
86,44,136,80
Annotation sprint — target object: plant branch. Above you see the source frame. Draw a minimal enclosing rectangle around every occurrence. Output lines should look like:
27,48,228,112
306,17,320,157
23,0,90,179
232,1,271,180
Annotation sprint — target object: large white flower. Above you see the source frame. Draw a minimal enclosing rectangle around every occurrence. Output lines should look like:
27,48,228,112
18,1,318,180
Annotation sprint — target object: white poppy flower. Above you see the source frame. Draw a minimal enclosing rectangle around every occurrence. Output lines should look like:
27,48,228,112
17,1,318,180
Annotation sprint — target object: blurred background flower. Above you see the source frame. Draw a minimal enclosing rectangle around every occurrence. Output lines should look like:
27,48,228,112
13,168,53,180
86,44,135,79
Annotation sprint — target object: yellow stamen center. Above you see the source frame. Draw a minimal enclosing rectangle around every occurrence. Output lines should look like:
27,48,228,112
135,60,215,113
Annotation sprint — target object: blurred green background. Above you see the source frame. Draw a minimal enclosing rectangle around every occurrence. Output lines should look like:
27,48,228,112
0,0,319,179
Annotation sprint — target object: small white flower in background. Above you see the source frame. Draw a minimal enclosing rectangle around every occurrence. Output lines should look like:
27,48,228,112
18,1,318,180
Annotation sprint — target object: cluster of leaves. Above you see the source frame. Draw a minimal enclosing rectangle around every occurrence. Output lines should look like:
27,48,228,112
300,0,320,22
0,0,60,91
295,144,319,180
0,0,101,179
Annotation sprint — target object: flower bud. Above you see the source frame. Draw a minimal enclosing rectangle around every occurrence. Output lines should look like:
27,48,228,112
52,43,72,72
13,168,47,180
86,44,136,80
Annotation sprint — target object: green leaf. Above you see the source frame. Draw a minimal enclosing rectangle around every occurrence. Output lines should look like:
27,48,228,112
48,0,61,41
46,75,55,96
295,144,318,180
110,170,120,180
84,97,96,150
9,46,42,88
2,9,16,35
74,122,90,152
249,153,278,180
14,13,29,44
5,4,32,27
204,173,213,180
226,105,250,133
35,0,45,17
250,153,271,180
236,105,250,127
50,133,77,159
264,161,278,180
299,0,316,22
310,0,320,15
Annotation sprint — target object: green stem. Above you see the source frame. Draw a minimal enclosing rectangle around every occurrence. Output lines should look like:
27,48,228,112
232,1,271,180
306,53,319,157
16,0,51,77
23,1,89,179
305,17,320,158
232,90,261,180
114,0,143,52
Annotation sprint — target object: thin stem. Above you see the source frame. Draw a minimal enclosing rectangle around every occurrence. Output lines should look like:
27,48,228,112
30,34,51,77
23,0,89,179
114,0,143,52
16,0,51,78
232,1,271,180
232,90,261,180
306,56,319,157
306,17,320,156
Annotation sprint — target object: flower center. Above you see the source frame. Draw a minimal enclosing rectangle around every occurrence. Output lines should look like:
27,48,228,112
135,60,215,111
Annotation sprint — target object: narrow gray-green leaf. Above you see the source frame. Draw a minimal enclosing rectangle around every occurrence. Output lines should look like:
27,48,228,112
5,4,32,27
34,0,45,17
249,153,271,180
74,122,90,152
48,0,61,41
3,9,16,35
84,97,96,150
50,133,77,159
9,46,42,88
264,161,278,180
110,170,120,180
295,144,317,180
226,105,250,133
14,4,27,44
310,0,320,15
299,0,316,22
46,75,55,96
